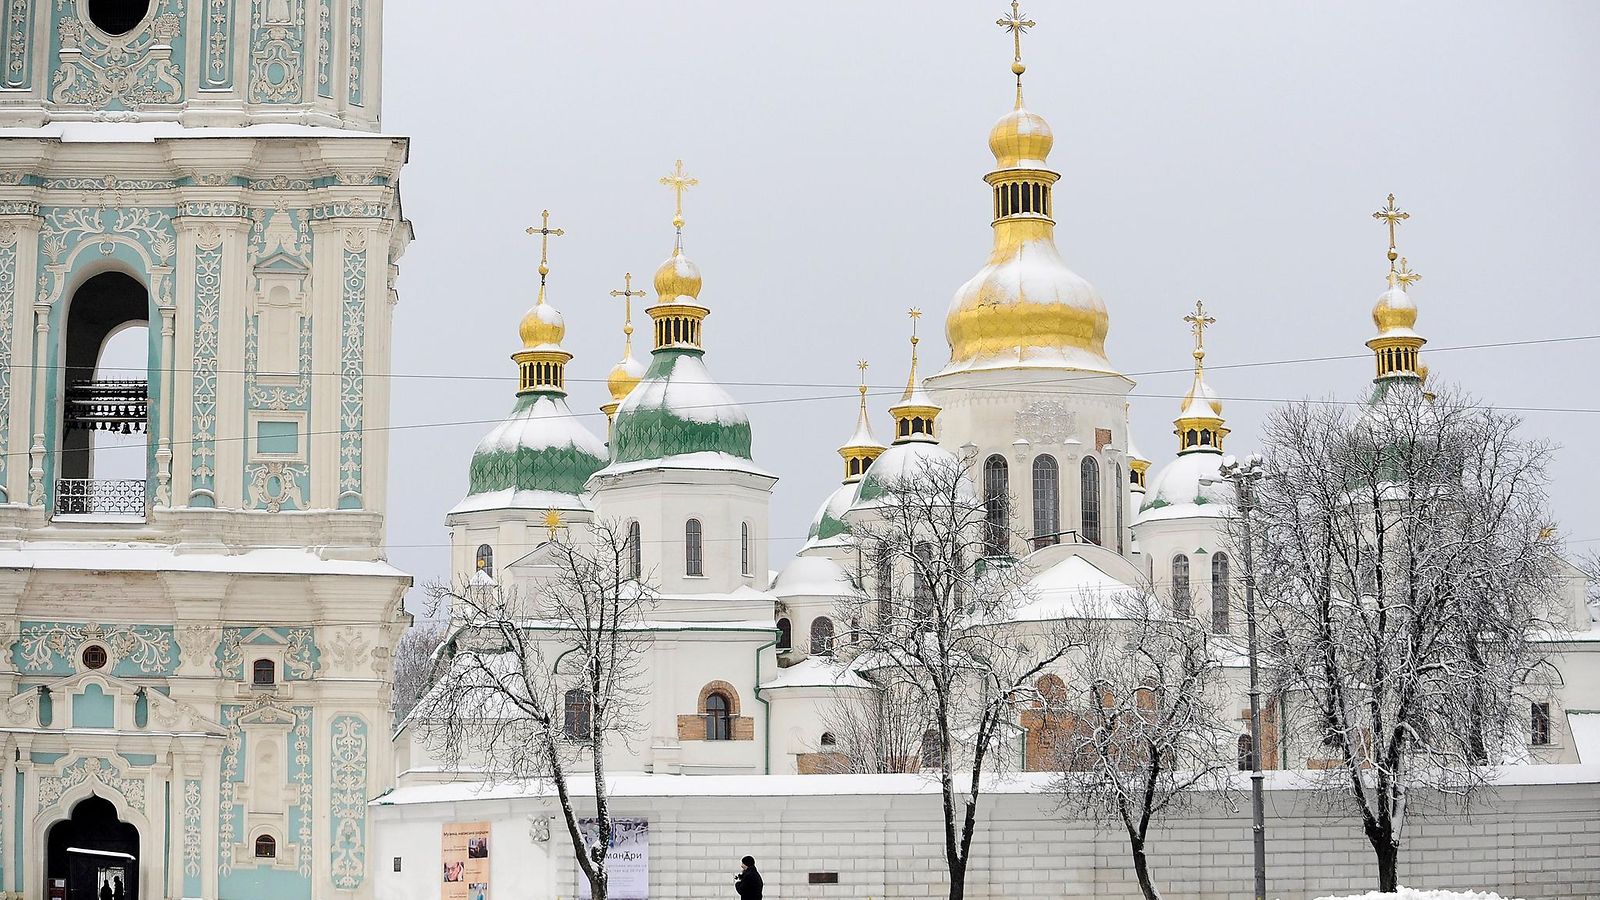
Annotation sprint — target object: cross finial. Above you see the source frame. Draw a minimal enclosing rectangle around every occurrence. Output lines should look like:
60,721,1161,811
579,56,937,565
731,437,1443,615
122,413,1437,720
997,0,1035,107
856,359,870,400
524,209,565,301
610,272,647,347
659,159,698,245
1372,193,1409,266
1183,299,1216,367
904,309,923,397
1394,257,1421,289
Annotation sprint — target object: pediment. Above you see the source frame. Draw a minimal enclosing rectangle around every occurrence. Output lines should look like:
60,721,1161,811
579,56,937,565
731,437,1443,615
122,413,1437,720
253,250,309,275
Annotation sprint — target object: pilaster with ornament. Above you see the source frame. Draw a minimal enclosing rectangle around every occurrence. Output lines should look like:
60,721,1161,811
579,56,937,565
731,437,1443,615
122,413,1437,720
336,228,368,509
202,0,236,89
187,224,224,506
3,0,33,90
0,216,34,504
328,714,368,888
346,0,365,106
242,204,313,512
248,0,306,104
314,0,333,99
174,206,249,509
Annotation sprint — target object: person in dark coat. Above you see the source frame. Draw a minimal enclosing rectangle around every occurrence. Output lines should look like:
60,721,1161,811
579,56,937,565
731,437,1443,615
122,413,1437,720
734,855,763,899
98,878,112,900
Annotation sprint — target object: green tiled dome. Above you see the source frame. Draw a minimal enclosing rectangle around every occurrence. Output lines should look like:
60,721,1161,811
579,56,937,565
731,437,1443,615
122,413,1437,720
467,393,607,498
610,349,753,465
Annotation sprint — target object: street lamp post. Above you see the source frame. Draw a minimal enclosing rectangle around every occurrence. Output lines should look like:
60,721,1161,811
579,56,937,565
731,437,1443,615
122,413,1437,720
1218,452,1268,900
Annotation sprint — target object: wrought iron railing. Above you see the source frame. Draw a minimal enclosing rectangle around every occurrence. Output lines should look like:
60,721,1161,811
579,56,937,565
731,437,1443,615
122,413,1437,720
54,478,147,517
64,380,148,434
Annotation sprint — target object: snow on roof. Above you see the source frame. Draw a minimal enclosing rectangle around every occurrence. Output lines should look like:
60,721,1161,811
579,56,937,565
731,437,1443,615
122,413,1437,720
759,656,872,690
1314,891,1520,900
1009,555,1142,621
1568,711,1600,764
447,488,593,517
0,123,403,142
622,352,749,428
474,393,606,457
770,555,852,599
804,481,858,548
592,451,774,480
1133,450,1232,525
0,543,407,578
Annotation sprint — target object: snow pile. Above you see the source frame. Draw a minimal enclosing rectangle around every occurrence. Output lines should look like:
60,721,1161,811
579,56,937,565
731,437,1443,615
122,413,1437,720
1312,883,1523,890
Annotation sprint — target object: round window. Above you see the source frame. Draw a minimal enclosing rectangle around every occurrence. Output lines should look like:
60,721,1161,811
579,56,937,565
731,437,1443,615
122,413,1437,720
87,0,152,36
81,645,108,670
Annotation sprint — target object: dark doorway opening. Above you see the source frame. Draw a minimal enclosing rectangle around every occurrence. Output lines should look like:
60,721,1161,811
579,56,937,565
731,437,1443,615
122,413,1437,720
45,795,139,900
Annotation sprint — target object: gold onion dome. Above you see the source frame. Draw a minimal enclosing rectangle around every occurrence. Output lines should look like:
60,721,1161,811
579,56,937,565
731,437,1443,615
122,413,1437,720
943,3,1114,375
607,353,646,402
519,299,565,350
653,249,703,304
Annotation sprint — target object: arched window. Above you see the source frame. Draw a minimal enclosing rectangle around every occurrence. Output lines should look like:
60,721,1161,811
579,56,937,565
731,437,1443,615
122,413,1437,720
684,519,703,576
982,455,1009,556
627,521,641,580
820,731,837,748
776,618,792,650
1032,454,1060,549
1172,555,1191,618
58,273,151,518
810,617,836,656
88,0,152,36
1211,553,1231,634
254,834,277,859
704,692,732,741
920,727,941,769
252,659,276,686
563,689,592,741
1113,462,1125,554
1237,733,1255,771
1080,456,1102,545
475,544,493,576
740,522,751,576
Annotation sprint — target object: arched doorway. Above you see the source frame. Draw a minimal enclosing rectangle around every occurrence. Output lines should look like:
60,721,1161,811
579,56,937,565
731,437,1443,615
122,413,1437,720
57,271,151,517
45,795,140,900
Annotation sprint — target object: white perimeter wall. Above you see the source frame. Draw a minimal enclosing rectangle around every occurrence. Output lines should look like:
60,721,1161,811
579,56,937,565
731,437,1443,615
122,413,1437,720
369,769,1600,900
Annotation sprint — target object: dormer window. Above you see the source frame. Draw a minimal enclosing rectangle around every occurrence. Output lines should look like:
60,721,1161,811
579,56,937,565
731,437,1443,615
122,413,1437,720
252,659,276,687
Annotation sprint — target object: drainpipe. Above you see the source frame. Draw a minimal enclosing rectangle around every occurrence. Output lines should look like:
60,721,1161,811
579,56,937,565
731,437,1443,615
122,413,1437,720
753,636,777,774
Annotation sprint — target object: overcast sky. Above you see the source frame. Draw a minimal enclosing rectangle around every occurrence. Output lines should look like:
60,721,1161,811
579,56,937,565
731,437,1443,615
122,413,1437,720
379,1,1600,604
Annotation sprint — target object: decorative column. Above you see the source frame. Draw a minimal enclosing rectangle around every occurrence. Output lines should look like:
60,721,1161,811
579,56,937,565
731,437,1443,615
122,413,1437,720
27,300,48,507
154,307,175,507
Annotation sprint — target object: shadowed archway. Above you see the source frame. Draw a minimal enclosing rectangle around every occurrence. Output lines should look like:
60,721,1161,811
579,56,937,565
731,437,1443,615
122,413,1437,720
45,794,139,900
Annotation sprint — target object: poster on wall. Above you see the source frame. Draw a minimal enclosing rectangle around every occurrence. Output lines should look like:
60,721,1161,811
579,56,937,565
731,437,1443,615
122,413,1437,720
442,821,491,900
577,817,649,900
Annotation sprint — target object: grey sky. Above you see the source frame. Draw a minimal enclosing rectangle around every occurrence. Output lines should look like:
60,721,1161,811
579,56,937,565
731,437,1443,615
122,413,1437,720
379,1,1600,601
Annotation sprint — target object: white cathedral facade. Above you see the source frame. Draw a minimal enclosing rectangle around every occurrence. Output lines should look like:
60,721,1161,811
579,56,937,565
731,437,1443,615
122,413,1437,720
398,27,1598,791
0,1,409,898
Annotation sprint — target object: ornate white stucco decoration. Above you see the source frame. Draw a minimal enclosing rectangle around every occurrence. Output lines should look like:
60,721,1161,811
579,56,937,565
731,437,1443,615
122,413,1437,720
1015,400,1078,445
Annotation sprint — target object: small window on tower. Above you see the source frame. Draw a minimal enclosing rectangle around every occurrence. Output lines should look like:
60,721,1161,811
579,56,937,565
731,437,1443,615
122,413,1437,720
252,659,276,687
254,835,277,859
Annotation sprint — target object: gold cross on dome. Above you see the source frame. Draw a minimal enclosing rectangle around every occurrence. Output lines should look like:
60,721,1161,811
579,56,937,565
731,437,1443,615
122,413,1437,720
1183,299,1215,353
610,272,647,335
1394,257,1421,288
998,1,1035,65
659,159,698,231
1372,193,1408,264
524,209,565,281
856,359,870,398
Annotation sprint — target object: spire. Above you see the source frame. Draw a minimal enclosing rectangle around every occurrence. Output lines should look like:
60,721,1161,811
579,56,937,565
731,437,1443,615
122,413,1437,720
889,308,940,444
997,0,1035,109
650,160,709,352
514,211,572,396
1173,299,1227,454
838,359,886,483
603,272,648,429
1366,194,1427,383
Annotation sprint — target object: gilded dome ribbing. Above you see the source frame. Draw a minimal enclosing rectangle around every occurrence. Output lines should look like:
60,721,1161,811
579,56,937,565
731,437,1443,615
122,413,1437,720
989,106,1053,169
519,300,565,350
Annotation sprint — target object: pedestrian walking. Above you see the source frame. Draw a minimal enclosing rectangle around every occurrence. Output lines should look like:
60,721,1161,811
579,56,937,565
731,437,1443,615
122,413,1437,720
734,855,763,899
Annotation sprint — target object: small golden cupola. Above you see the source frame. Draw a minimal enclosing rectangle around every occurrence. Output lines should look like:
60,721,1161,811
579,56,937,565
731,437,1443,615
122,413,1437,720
601,271,648,427
943,2,1114,375
838,360,887,483
889,309,941,444
1367,193,1426,383
514,210,573,395
646,159,708,352
1173,300,1227,454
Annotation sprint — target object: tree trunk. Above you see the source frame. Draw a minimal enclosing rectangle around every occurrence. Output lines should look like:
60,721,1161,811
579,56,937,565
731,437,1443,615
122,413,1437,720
1365,822,1400,892
1131,837,1162,900
947,854,966,900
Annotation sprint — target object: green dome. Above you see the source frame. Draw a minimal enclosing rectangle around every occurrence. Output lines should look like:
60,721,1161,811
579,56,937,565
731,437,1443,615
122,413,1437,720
610,349,753,465
466,393,607,500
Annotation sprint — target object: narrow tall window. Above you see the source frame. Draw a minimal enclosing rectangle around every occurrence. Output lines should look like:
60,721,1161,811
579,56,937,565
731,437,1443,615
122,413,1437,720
776,618,792,651
1113,462,1124,554
1237,733,1254,770
475,544,493,577
1172,555,1191,617
563,689,592,741
740,522,751,576
983,454,1009,556
1211,553,1231,633
705,692,732,741
1032,454,1060,550
685,519,703,576
1080,456,1102,545
810,617,835,656
627,521,641,580
1532,702,1552,746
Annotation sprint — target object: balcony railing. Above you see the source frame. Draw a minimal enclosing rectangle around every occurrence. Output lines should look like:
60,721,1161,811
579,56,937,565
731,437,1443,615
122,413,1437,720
64,380,148,434
55,478,147,517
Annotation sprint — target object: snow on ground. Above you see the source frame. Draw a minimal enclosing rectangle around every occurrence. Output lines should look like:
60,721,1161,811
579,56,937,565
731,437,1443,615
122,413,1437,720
1312,883,1523,890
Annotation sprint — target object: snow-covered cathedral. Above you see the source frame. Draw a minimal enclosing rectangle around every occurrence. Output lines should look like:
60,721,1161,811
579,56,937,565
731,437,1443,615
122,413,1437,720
400,15,1598,788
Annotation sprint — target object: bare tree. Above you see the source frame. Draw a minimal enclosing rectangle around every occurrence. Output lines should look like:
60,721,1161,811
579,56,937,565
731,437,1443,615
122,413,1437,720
1250,382,1562,890
1051,589,1236,900
391,619,447,721
838,452,1082,900
815,676,931,774
412,521,653,900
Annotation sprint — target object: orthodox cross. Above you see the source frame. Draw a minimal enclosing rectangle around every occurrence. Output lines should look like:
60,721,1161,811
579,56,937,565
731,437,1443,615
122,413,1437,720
1372,193,1408,265
610,272,647,347
525,209,565,290
659,159,698,234
1184,299,1215,365
997,0,1035,98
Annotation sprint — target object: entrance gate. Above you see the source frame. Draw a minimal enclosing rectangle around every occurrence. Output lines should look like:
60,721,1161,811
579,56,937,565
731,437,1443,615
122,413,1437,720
44,795,139,900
